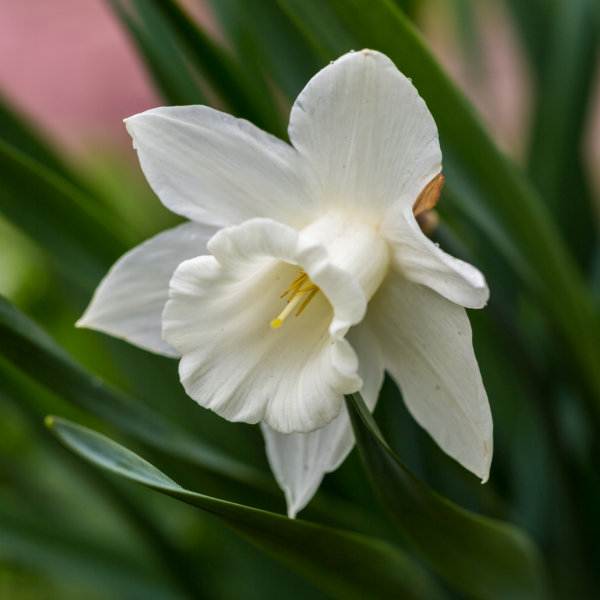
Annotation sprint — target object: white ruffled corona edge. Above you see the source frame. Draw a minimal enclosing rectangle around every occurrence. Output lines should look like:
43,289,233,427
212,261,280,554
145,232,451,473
78,49,493,517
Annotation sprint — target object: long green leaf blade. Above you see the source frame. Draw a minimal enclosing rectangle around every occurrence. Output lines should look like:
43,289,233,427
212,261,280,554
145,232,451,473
47,415,443,600
345,392,548,600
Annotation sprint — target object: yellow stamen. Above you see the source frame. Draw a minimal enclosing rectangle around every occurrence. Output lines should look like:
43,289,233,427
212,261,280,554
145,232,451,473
281,272,308,297
296,287,318,316
270,271,319,329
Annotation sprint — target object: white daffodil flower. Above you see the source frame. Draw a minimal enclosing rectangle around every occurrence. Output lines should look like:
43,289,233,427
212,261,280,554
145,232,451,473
78,49,492,517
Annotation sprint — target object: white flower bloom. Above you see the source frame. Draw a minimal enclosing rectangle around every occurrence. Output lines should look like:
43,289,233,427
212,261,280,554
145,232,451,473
78,50,492,518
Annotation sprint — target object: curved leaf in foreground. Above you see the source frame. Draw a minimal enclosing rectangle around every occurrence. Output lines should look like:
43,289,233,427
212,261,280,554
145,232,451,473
346,392,548,600
46,415,442,600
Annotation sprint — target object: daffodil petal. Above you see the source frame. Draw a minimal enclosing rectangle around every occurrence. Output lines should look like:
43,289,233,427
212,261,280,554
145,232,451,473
261,322,384,518
367,274,493,481
77,222,216,356
288,50,441,216
125,106,319,229
162,218,364,433
383,204,489,309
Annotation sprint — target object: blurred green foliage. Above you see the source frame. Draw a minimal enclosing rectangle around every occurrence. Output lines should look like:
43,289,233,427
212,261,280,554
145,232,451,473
0,0,598,598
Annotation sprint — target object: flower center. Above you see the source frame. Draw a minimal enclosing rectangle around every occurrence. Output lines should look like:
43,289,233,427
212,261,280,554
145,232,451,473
270,271,319,329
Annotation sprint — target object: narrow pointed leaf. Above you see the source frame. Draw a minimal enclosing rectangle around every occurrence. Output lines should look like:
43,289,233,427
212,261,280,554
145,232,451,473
47,416,443,600
346,391,548,600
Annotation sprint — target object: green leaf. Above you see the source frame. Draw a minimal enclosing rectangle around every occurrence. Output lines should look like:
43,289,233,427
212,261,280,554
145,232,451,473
502,0,550,75
0,363,208,600
278,0,600,415
345,392,549,600
0,138,130,289
0,296,269,490
275,0,357,64
0,492,183,600
448,0,486,82
439,181,534,297
0,522,183,600
525,0,598,267
107,0,207,106
0,97,135,290
47,415,443,600
0,95,90,195
153,0,285,137
208,0,324,103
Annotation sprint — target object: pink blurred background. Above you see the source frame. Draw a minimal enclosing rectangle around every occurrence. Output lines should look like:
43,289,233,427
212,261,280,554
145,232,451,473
0,0,158,155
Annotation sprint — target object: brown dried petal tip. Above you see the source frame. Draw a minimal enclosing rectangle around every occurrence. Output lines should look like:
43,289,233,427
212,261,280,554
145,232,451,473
413,173,445,217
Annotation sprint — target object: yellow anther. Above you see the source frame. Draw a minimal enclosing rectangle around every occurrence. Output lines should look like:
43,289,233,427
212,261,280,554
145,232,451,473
270,271,319,329
296,287,318,316
281,272,308,297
